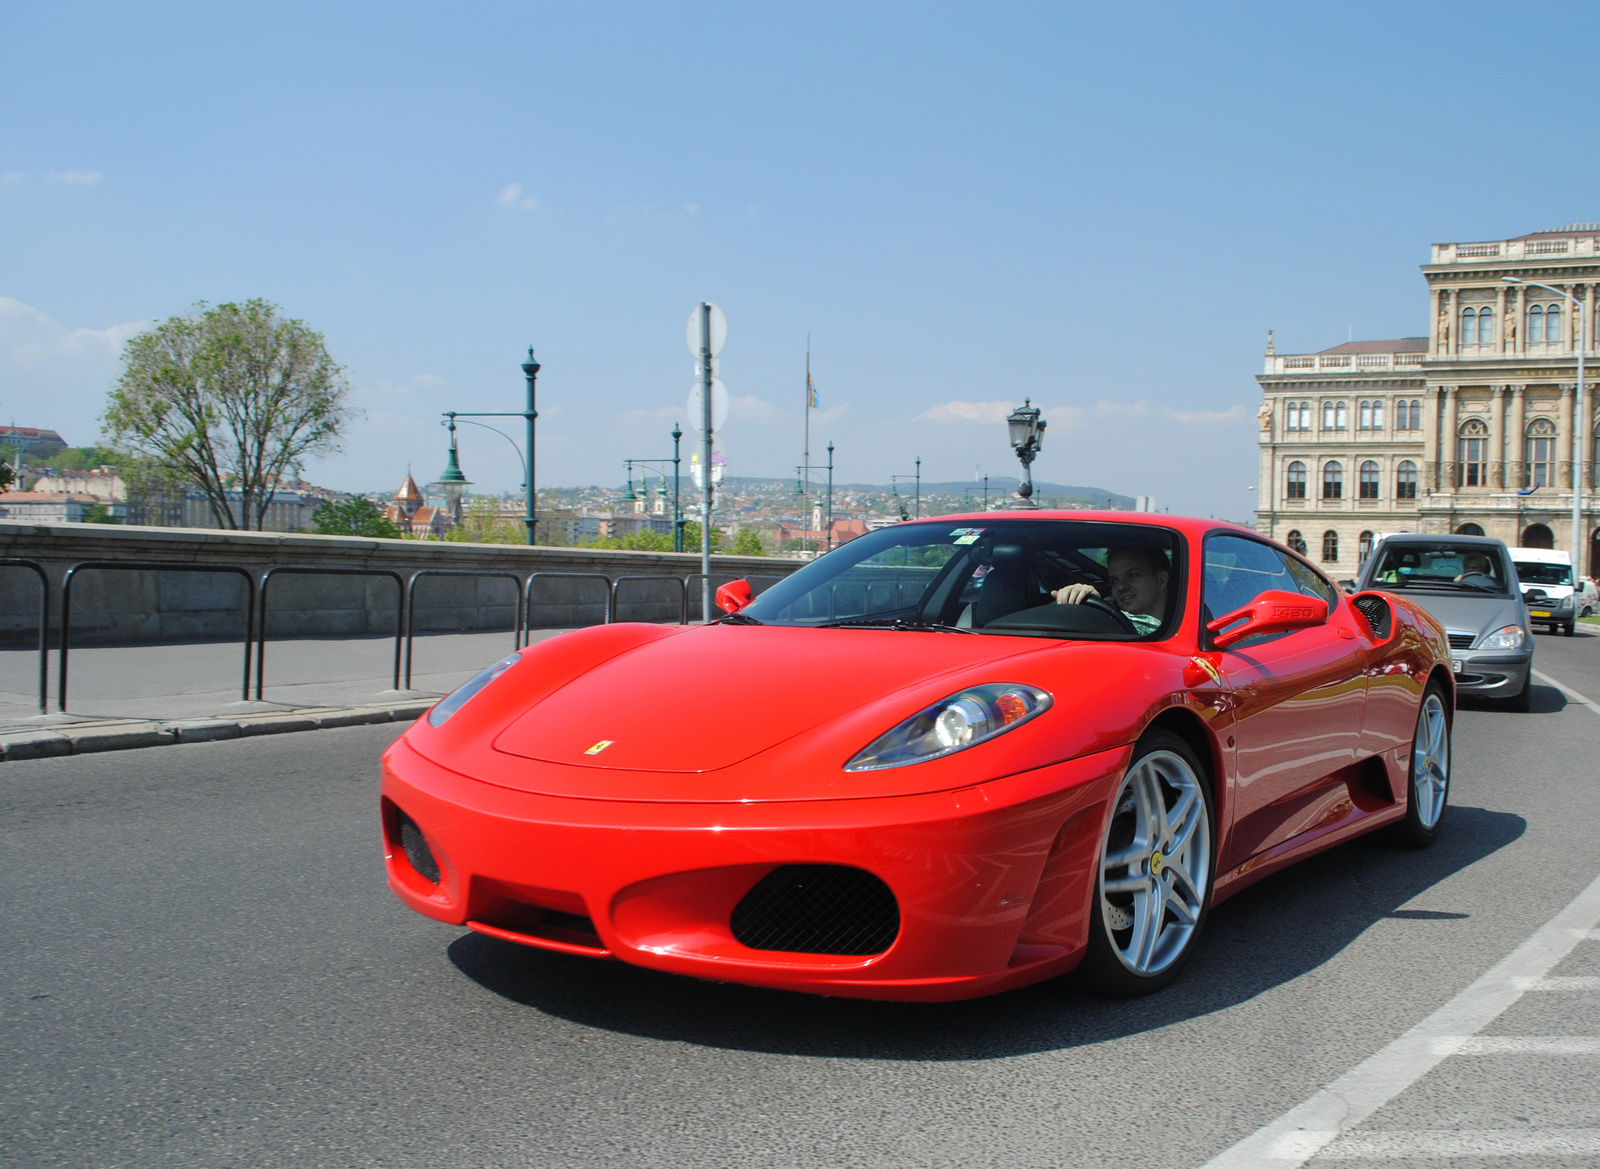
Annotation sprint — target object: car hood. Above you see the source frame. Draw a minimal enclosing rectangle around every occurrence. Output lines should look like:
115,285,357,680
1379,589,1524,640
491,623,1056,773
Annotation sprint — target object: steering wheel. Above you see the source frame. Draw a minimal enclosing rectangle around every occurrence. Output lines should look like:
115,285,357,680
1078,593,1138,634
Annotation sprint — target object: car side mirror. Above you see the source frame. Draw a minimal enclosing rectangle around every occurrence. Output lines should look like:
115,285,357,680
1207,589,1329,650
715,579,754,614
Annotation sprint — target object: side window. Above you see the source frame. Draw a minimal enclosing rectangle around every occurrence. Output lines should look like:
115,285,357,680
1203,534,1333,643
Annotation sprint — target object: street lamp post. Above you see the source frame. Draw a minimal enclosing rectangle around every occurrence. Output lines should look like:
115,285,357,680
620,434,684,551
891,461,921,520
1503,278,1586,561
438,347,540,545
826,441,834,550
1006,399,1046,508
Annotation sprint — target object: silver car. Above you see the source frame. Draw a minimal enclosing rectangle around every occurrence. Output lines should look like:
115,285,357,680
1355,534,1533,710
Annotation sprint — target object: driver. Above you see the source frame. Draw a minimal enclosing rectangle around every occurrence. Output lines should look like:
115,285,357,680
1052,546,1169,634
1455,553,1494,584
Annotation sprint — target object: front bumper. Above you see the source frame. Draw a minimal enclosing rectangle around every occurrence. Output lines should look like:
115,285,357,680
1450,649,1532,697
380,735,1128,1001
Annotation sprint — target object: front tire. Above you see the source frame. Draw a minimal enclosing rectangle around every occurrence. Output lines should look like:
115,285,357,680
1393,683,1450,847
1079,729,1214,996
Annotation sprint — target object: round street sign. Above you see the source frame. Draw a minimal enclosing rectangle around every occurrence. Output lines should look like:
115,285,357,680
685,303,728,356
687,378,729,431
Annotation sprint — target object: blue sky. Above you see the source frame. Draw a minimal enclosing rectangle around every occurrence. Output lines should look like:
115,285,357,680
5,2,1600,521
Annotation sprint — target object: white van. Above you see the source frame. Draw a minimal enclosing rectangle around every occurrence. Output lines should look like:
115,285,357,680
1509,547,1580,635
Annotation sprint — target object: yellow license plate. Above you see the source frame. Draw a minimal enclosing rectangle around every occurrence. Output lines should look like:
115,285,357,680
1531,609,1551,618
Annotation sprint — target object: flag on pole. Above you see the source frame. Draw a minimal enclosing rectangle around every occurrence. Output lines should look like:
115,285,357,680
807,373,818,408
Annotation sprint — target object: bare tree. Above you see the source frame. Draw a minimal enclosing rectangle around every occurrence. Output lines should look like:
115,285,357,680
104,300,353,530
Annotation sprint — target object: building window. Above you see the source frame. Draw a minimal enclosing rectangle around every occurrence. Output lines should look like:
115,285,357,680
1298,400,1311,430
1529,305,1543,343
1522,523,1554,549
1359,400,1373,429
1477,308,1493,346
1323,401,1335,429
1322,461,1344,499
1395,399,1409,430
1530,304,1561,344
1286,401,1311,431
1321,530,1339,562
1526,417,1557,487
1372,399,1384,429
1336,401,1347,429
1285,529,1307,555
1359,460,1380,499
1396,460,1418,500
1409,399,1422,429
1358,530,1375,562
1462,308,1477,345
1286,460,1307,499
1458,418,1489,487
1321,400,1347,430
1456,523,1485,536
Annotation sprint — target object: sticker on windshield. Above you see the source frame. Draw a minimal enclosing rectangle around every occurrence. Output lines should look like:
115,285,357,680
950,527,986,545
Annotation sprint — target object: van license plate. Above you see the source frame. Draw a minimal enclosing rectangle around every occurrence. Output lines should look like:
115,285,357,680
1530,609,1551,618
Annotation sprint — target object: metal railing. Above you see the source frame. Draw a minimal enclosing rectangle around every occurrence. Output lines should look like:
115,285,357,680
256,566,404,700
522,572,612,642
403,569,523,689
609,575,687,624
59,561,256,713
1,558,49,714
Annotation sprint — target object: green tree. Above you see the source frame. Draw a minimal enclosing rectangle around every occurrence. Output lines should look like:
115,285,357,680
44,446,119,473
81,503,121,524
730,528,766,556
313,497,401,538
0,462,12,492
104,299,353,530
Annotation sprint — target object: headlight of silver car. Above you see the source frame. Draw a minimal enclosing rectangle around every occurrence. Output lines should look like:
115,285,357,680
426,652,522,726
1480,625,1525,650
844,683,1052,771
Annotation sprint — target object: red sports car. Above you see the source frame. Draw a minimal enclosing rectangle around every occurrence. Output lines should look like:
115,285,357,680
381,514,1453,1000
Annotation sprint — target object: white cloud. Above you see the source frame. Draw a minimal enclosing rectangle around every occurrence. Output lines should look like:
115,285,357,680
729,393,776,421
48,170,103,186
496,182,538,211
685,202,699,214
918,399,1016,424
0,297,149,365
1,172,21,184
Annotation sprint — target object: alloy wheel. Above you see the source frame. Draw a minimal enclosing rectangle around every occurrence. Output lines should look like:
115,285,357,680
1098,749,1211,977
1411,692,1450,829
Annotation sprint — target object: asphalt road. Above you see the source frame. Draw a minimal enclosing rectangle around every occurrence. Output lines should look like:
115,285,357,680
4,629,1599,1168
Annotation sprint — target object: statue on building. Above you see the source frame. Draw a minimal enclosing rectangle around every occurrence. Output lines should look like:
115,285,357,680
1257,400,1273,431
1505,313,1516,349
1437,311,1450,351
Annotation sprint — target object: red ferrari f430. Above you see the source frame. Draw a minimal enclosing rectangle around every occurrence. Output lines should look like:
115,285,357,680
382,514,1453,1000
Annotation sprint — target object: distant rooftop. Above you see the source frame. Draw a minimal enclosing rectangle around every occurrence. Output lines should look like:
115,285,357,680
1514,222,1600,239
1318,338,1428,355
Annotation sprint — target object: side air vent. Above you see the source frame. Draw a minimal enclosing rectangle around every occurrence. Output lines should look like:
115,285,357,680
730,865,900,956
1352,593,1393,640
398,812,441,884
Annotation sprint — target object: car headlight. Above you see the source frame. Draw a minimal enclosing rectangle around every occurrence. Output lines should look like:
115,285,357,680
844,683,1052,771
1480,625,1525,650
1556,594,1575,609
426,652,522,726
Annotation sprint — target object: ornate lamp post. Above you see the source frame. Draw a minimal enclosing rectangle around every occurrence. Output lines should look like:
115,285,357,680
1006,399,1046,508
437,347,540,544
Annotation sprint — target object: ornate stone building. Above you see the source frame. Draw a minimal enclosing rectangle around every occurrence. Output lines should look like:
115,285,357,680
1256,224,1600,579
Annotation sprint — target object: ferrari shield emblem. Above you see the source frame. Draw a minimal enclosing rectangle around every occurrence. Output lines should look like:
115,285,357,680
584,740,614,755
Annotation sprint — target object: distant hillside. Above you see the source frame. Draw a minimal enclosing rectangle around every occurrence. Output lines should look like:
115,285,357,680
720,475,1135,509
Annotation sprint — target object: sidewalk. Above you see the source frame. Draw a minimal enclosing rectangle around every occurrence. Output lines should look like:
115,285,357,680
0,629,563,760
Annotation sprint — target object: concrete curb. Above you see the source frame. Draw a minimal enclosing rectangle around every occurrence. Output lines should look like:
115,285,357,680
0,701,435,761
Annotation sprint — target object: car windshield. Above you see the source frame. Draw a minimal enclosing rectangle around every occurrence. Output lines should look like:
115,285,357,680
737,519,1183,640
1514,561,1574,587
1368,542,1510,593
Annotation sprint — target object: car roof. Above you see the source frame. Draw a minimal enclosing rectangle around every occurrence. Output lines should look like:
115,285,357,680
895,511,1243,539
1376,533,1508,549
1507,546,1571,563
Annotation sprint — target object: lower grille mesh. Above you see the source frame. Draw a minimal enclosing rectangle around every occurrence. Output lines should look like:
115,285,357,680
730,865,900,955
1447,632,1475,650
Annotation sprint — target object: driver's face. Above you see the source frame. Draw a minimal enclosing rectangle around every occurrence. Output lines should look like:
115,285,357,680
1107,550,1168,616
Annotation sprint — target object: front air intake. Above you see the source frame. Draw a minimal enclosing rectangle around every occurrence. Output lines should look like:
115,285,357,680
730,864,900,955
398,812,441,884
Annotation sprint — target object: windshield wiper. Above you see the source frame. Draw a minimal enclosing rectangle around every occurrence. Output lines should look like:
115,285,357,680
717,612,765,625
822,617,976,634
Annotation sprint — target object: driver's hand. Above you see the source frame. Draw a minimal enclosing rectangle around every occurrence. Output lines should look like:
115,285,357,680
1053,583,1101,606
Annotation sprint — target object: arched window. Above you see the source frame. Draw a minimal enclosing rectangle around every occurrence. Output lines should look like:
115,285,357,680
1335,401,1347,429
1522,523,1554,549
1359,400,1371,429
1526,417,1557,487
1299,400,1312,430
1477,308,1493,346
1545,304,1561,344
1372,399,1384,429
1461,307,1477,345
1396,460,1418,500
1458,417,1489,486
1409,399,1422,429
1529,304,1545,343
1359,460,1380,499
1323,400,1336,429
1395,399,1409,430
1285,530,1308,555
1456,523,1485,536
1321,530,1339,562
1322,461,1344,499
1358,531,1375,562
1285,460,1307,499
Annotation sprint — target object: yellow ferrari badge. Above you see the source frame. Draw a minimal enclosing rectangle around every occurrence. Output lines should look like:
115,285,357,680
584,740,614,755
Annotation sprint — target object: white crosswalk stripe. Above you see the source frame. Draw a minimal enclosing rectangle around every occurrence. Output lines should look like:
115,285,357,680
1315,1128,1600,1160
1454,1035,1600,1055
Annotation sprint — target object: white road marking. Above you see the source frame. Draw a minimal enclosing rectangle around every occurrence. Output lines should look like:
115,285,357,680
1454,1035,1600,1055
1514,975,1600,991
1197,871,1600,1169
1531,668,1600,717
1314,1128,1600,1159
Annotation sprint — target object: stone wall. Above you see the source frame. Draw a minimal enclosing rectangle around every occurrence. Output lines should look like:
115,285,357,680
0,522,798,644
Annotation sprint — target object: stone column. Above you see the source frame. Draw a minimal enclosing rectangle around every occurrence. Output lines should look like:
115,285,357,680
1588,283,1598,352
1508,384,1527,488
1422,386,1441,491
1559,382,1576,487
1509,285,1524,355
1441,386,1459,487
1489,385,1507,488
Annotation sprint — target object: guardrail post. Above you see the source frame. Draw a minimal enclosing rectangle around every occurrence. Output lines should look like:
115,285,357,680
257,567,404,700
402,569,524,689
522,572,612,642
0,559,50,714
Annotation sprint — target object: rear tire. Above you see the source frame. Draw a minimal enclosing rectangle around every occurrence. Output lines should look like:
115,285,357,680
1079,729,1214,997
1393,683,1450,848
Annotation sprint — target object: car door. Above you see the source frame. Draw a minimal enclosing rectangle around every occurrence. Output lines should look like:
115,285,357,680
1203,534,1368,870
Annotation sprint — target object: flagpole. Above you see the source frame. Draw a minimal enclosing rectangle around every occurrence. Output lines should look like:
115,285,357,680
804,336,811,554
